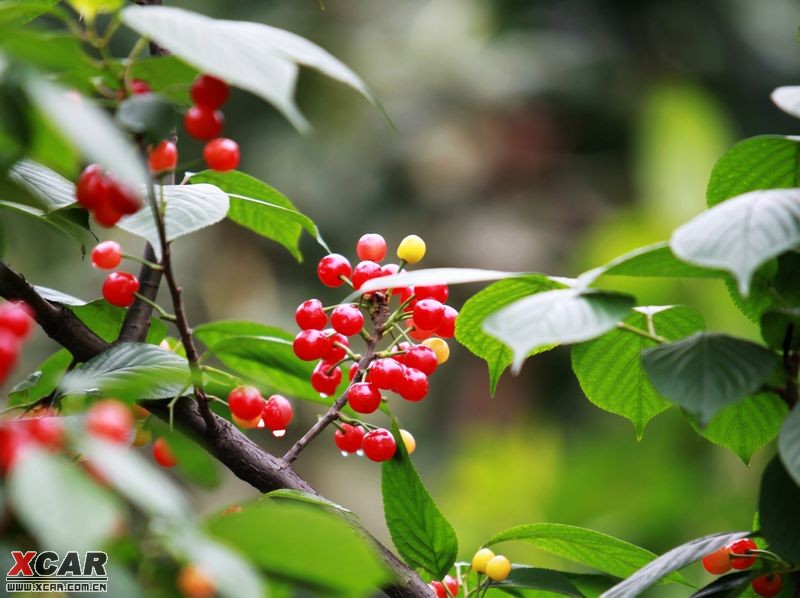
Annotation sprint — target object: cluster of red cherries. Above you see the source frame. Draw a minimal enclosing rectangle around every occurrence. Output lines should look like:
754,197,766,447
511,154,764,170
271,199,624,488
88,240,141,308
75,164,143,228
225,386,294,437
293,233,457,462
0,301,34,386
429,574,460,597
182,74,240,172
701,538,784,597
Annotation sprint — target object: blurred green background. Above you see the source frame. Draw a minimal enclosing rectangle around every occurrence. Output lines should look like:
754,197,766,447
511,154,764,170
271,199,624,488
4,0,800,592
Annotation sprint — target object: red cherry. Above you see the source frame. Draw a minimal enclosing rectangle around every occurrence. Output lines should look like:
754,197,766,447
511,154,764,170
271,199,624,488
367,358,403,390
0,424,29,474
351,260,382,290
153,437,178,468
295,299,327,330
92,200,124,228
404,345,437,376
436,306,458,338
0,302,34,338
148,140,178,173
413,299,445,331
227,386,265,420
356,233,387,262
443,575,459,596
393,342,412,364
414,284,448,303
397,367,428,401
76,165,110,209
334,423,365,454
362,428,396,462
24,414,62,450
203,138,240,172
130,79,151,95
107,178,141,215
293,329,328,361
317,254,352,288
0,330,19,381
262,395,293,432
91,241,123,270
184,105,224,140
86,400,133,444
348,362,360,381
701,547,731,575
347,382,381,414
729,539,758,570
407,319,434,341
428,581,446,598
311,361,342,396
331,304,365,337
102,272,140,307
322,329,349,363
191,74,229,109
752,574,783,598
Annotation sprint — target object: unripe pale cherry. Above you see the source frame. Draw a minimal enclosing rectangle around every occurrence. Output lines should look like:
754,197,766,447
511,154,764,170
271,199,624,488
262,395,293,435
317,254,352,287
422,337,450,364
204,138,240,172
227,386,265,420
191,74,230,109
414,284,448,303
356,233,387,262
86,400,134,444
413,299,445,331
153,437,178,468
362,428,397,462
396,234,426,264
471,548,495,573
334,423,365,454
311,361,342,396
436,306,458,338
404,345,437,375
295,299,327,330
293,329,328,361
0,302,34,338
102,272,140,307
91,241,123,270
148,140,178,173
184,105,224,140
367,357,404,390
397,367,428,401
351,260,382,290
347,382,381,414
331,304,364,336
485,555,511,582
399,429,416,454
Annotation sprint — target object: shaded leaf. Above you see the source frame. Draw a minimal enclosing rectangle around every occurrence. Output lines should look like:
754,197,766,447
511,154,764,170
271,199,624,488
496,567,584,596
0,199,94,251
8,159,75,211
779,405,800,487
264,489,352,515
70,299,168,344
758,457,800,563
8,349,71,407
0,1,59,26
115,93,175,144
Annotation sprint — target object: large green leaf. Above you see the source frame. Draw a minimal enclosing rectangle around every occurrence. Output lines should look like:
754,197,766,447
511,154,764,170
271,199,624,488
778,405,800,487
495,567,584,596
8,159,75,211
641,333,779,425
118,184,229,260
572,306,704,438
8,349,71,407
487,524,685,584
598,242,724,279
60,343,191,401
381,420,458,579
697,393,788,464
0,1,59,26
725,253,800,323
205,500,387,594
483,289,635,373
456,276,564,394
70,299,168,344
757,456,800,563
128,55,197,106
189,170,325,261
671,189,800,295
8,449,123,553
121,5,380,132
599,531,748,598
0,199,94,251
706,135,800,207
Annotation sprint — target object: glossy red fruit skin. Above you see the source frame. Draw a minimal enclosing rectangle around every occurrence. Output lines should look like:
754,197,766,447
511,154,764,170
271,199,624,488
729,539,758,570
191,74,230,109
367,358,404,390
0,424,29,474
351,260,382,290
443,575,459,596
102,272,140,307
347,382,381,414
184,105,224,140
204,138,240,172
362,428,397,462
414,284,449,303
25,415,62,450
413,299,445,331
331,304,365,336
76,165,109,209
108,180,141,215
429,581,446,598
295,299,327,330
130,79,151,95
311,361,342,396
752,574,783,598
407,319,434,341
322,330,349,362
153,437,178,468
399,287,417,311
0,302,34,338
317,254,352,288
334,423,365,453
87,400,133,444
148,140,178,173
91,241,123,270
227,386,265,420
356,233,387,262
293,329,328,361
404,345,437,376
701,547,731,575
92,200,123,228
0,330,19,379
262,395,293,431
436,306,458,338
398,367,429,401
348,362,360,381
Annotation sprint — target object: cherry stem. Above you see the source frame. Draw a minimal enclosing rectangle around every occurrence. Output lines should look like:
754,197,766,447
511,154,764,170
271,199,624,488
616,322,667,344
122,252,163,270
133,292,176,321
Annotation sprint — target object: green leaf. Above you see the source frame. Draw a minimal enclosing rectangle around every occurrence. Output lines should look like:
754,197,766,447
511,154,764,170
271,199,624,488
60,342,190,401
381,419,458,579
757,456,800,563
690,572,752,598
0,30,99,88
495,567,585,596
760,307,800,351
483,289,635,373
205,500,387,594
770,88,800,121
263,489,352,515
8,160,75,210
115,93,175,144
572,306,704,437
359,268,528,295
70,299,168,344
707,135,800,207
696,393,788,464
121,5,381,132
0,1,59,26
8,449,123,553
598,531,748,598
148,422,220,489
642,333,779,425
670,189,800,295
189,170,325,260
66,0,122,20
128,55,197,106
117,183,229,260
778,405,800,487
0,199,94,251
598,242,725,279
487,524,684,584
8,349,71,407
725,253,800,322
